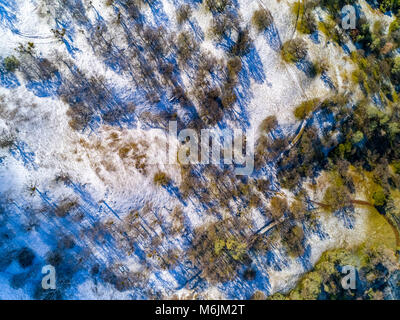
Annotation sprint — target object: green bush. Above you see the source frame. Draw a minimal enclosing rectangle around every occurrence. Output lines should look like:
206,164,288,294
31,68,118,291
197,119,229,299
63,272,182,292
293,98,320,120
392,160,400,174
153,171,170,186
323,184,351,213
352,17,372,48
389,18,400,46
378,0,400,13
3,55,20,72
320,0,357,16
352,131,364,144
281,38,308,63
391,56,400,82
318,18,345,44
389,17,400,34
299,11,317,34
372,186,387,206
292,1,317,34
311,57,329,77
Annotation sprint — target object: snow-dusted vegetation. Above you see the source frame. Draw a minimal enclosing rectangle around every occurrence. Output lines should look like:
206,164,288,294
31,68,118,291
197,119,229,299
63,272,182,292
0,0,399,299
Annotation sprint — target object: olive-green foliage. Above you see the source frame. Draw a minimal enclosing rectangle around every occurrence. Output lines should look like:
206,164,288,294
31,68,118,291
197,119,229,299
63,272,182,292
17,42,35,55
322,173,352,213
372,185,387,206
311,57,329,77
153,171,170,186
189,218,250,284
329,97,400,178
389,18,400,48
319,0,357,16
293,98,320,120
3,55,20,72
368,20,389,54
323,184,352,212
353,17,373,48
350,51,393,97
392,160,400,174
318,18,345,44
352,131,364,144
292,1,317,34
389,17,400,34
392,56,400,83
270,245,400,300
270,196,288,220
281,38,308,63
378,0,400,14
